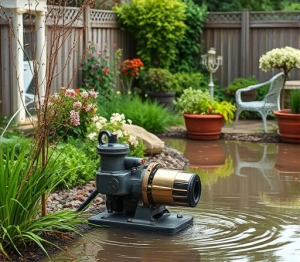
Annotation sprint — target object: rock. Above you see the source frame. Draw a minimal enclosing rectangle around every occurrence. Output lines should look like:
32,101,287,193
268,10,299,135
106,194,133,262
123,124,164,155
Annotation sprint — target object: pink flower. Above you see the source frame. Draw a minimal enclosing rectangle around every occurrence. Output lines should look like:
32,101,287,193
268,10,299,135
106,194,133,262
104,68,109,75
90,71,94,76
66,89,75,97
70,110,80,126
89,54,93,58
73,101,82,109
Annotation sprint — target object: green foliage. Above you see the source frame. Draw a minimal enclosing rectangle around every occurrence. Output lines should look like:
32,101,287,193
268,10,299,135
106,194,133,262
96,93,183,133
142,68,175,92
0,145,85,258
171,0,207,72
193,0,285,11
173,71,208,96
226,76,259,97
80,44,122,101
0,136,31,158
289,89,300,114
174,87,236,124
114,0,186,69
284,3,300,10
51,143,98,188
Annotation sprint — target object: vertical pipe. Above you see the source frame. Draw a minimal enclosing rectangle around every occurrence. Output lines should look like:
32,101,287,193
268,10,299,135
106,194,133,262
35,11,46,102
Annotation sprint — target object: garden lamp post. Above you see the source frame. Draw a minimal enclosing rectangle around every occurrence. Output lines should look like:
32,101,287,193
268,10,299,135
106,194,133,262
201,47,222,98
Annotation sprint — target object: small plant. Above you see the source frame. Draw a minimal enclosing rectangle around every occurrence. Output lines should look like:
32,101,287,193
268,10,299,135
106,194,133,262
80,44,122,100
289,89,300,114
88,113,146,157
226,76,259,97
46,88,98,140
259,46,300,75
174,87,236,124
120,58,144,93
142,68,175,92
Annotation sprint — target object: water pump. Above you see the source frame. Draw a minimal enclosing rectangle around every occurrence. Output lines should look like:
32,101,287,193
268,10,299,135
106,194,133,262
80,131,201,234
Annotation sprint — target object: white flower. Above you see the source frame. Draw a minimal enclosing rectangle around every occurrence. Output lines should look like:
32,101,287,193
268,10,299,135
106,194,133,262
87,132,97,140
66,89,75,97
127,119,132,125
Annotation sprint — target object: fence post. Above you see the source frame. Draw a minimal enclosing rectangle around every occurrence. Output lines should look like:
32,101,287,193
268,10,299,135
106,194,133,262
241,10,250,78
84,5,91,50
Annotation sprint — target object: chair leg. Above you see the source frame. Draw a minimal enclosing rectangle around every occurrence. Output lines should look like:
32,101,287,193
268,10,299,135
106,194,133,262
233,109,242,129
261,114,268,133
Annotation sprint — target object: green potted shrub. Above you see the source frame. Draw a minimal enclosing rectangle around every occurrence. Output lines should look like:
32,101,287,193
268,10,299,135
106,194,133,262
174,88,236,140
274,89,300,143
142,68,176,110
226,76,260,102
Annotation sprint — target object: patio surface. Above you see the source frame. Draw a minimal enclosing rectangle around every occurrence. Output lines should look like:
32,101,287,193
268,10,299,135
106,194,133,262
222,119,278,134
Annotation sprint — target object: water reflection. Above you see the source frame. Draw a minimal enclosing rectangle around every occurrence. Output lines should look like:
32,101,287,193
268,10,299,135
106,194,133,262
41,140,300,262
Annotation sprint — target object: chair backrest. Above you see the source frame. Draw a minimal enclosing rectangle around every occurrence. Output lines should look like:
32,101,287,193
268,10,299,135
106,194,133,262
263,72,286,107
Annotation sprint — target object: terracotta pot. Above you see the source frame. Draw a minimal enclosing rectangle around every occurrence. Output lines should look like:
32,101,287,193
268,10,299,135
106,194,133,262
183,113,224,140
274,109,300,143
147,91,175,110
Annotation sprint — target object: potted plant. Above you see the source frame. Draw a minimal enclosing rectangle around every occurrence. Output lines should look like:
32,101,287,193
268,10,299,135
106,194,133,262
259,46,300,108
142,68,176,110
174,88,236,140
274,89,300,143
226,76,261,102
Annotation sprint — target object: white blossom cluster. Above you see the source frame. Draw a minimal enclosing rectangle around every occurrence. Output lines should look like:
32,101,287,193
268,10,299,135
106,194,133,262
259,46,300,74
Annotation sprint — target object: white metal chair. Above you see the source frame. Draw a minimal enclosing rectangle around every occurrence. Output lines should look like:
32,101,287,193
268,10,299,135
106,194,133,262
234,72,286,133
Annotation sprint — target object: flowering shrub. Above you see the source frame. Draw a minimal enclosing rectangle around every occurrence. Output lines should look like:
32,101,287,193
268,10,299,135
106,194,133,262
259,46,300,75
47,87,98,139
81,44,122,100
120,58,144,93
88,113,145,157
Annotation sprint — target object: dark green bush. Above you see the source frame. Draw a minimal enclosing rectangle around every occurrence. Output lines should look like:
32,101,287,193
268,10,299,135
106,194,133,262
290,89,300,114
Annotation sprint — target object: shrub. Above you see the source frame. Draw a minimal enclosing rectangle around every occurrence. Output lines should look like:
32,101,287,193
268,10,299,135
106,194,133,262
80,44,122,100
173,71,208,96
114,0,186,69
142,68,175,92
51,143,98,188
171,0,207,72
46,87,98,140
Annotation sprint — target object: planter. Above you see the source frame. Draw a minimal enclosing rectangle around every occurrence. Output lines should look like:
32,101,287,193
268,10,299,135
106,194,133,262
147,91,175,110
241,89,257,102
274,109,300,143
183,113,224,140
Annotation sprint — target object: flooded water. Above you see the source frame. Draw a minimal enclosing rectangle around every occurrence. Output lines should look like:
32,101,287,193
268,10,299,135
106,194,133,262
42,140,300,262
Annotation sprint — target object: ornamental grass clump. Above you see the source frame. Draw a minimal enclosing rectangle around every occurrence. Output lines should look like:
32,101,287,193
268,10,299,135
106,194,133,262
259,46,300,75
0,145,85,259
174,87,236,124
290,89,300,114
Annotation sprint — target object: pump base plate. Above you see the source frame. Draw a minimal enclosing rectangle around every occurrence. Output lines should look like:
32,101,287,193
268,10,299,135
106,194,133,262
88,211,193,234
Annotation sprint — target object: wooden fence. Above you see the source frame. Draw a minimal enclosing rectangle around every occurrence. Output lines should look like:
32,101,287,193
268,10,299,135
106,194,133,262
1,7,300,117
